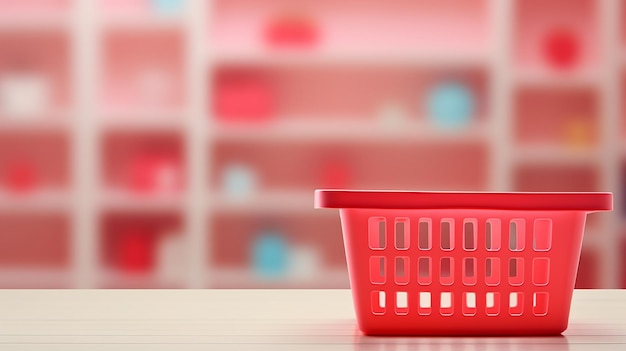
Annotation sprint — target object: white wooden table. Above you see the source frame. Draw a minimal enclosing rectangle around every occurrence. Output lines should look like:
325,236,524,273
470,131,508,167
0,289,624,350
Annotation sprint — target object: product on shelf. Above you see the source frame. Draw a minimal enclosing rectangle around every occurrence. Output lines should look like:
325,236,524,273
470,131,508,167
155,230,185,283
151,0,184,14
214,76,274,123
0,68,50,118
104,0,149,14
220,162,257,200
117,226,155,273
425,80,475,129
264,13,319,49
288,245,321,279
128,153,182,195
251,228,289,279
563,117,594,149
543,28,580,70
321,160,351,189
4,159,38,193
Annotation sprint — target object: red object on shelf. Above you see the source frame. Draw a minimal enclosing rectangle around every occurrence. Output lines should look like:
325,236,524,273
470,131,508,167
214,78,274,123
321,161,351,189
4,159,38,193
543,28,580,69
264,14,319,48
128,153,181,194
118,227,155,273
315,190,612,335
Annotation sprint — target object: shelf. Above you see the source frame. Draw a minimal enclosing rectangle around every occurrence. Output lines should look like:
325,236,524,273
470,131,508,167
211,120,488,144
211,49,489,68
100,106,186,121
514,71,599,89
513,145,600,166
0,14,71,30
0,109,72,130
0,189,71,212
99,15,185,31
208,267,348,289
99,190,183,213
0,118,70,131
99,113,185,132
209,191,316,214
0,267,72,287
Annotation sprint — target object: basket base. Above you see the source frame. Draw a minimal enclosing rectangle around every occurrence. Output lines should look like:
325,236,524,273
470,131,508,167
357,321,568,336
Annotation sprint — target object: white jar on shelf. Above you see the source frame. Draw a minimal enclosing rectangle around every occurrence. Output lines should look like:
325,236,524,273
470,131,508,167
0,71,51,118
288,245,321,281
155,231,186,285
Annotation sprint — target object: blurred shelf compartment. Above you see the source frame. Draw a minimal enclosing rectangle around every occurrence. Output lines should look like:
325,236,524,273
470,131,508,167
513,145,600,165
513,70,599,88
582,228,605,250
211,49,488,68
99,190,184,213
0,189,71,212
208,267,348,289
0,267,72,288
0,116,71,131
212,119,488,143
0,14,71,30
209,191,316,214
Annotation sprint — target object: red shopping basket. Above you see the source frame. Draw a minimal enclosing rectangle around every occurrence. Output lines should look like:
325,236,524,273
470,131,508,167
315,190,612,336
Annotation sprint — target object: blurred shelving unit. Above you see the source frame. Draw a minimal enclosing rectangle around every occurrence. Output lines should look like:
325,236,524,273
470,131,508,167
0,0,625,289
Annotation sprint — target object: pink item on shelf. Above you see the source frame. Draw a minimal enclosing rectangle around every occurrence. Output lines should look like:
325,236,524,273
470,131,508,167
264,13,319,48
118,227,155,273
128,153,181,194
543,28,580,70
214,77,274,123
4,159,38,193
104,0,149,14
315,189,612,335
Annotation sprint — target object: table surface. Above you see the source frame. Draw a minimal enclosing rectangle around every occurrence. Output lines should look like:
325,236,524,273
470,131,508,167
0,289,625,350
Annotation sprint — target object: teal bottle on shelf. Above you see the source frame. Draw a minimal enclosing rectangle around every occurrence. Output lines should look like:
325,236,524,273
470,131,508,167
252,229,288,279
221,163,257,200
151,0,184,14
426,81,475,129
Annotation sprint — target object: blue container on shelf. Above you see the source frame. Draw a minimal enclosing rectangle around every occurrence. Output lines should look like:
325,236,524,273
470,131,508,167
252,229,289,279
151,0,184,14
426,81,475,129
221,163,257,200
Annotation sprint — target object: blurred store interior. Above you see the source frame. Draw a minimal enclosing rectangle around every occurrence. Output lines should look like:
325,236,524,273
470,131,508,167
0,0,624,288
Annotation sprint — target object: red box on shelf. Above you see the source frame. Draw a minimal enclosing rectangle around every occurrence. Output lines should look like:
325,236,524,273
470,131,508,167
542,28,580,70
4,158,38,193
117,227,155,273
214,76,274,123
102,132,184,195
128,152,182,195
320,160,351,189
264,14,319,49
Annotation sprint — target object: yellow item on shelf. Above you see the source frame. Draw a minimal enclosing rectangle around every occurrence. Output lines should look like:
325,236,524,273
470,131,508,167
563,117,594,149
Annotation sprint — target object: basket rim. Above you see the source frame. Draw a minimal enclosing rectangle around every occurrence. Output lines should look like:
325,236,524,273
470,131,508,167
314,189,613,211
